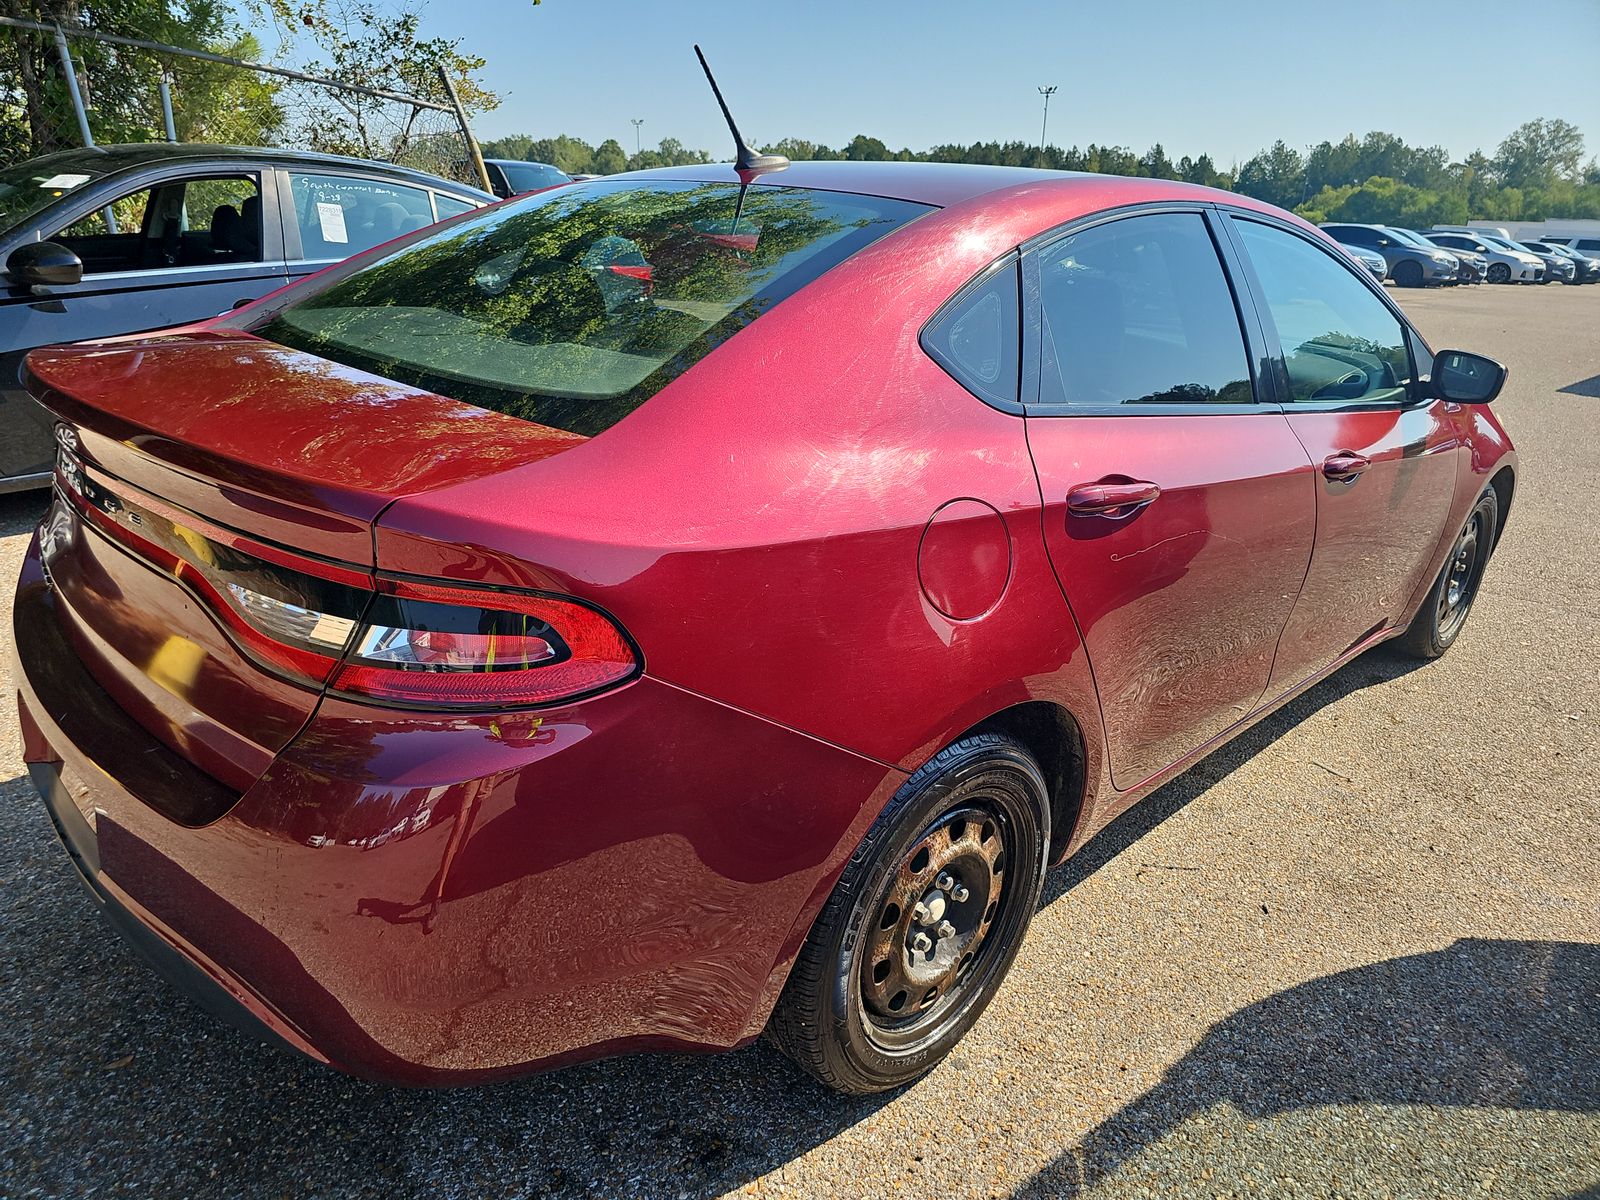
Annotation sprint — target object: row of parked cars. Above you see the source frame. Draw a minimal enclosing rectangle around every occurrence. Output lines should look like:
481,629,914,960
1324,221,1600,287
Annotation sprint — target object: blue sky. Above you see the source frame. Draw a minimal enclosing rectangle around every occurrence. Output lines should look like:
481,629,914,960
290,0,1600,165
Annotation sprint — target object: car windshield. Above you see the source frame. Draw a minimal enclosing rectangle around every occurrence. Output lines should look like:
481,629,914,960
248,179,931,437
497,162,570,193
1386,228,1434,248
0,150,113,234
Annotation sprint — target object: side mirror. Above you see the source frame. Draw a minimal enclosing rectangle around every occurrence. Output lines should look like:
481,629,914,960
6,240,84,290
1433,349,1507,404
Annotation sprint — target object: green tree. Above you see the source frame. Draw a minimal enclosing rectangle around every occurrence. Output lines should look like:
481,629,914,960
1,0,282,159
1492,118,1586,189
1236,140,1306,209
591,137,626,175
249,0,498,172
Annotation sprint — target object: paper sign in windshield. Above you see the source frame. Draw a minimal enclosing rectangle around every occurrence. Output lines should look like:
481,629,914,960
40,173,92,190
316,201,349,244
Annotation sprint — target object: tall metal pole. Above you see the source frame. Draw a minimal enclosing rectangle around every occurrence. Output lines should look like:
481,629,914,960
158,70,177,142
1037,85,1057,160
436,64,493,194
631,118,644,156
52,25,94,146
53,24,118,232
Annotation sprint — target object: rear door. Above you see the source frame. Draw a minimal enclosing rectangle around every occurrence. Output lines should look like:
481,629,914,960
1021,206,1317,790
1222,214,1459,694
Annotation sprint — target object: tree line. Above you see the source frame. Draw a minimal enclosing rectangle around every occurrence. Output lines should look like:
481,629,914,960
485,118,1600,225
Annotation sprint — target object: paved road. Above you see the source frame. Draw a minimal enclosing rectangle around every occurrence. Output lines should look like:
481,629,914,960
1,283,1596,1199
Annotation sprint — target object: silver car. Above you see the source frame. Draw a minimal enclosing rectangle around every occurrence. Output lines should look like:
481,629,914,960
1425,231,1542,284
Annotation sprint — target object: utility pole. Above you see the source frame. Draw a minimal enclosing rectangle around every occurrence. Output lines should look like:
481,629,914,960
1037,86,1058,160
631,118,644,156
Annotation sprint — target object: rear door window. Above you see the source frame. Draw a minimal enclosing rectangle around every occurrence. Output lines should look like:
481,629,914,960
288,172,436,260
249,180,931,436
1035,211,1254,408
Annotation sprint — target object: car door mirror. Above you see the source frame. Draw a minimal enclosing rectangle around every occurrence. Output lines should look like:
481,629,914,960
1432,350,1506,404
6,241,84,290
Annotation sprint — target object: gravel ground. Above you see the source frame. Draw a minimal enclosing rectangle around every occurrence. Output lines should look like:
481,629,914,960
1,282,1597,1200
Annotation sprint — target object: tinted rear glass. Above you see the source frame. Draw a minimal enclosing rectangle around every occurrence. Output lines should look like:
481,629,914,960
250,180,929,437
497,162,570,192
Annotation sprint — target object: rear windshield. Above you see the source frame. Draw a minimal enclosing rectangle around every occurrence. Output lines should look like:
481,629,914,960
497,161,570,192
249,180,931,437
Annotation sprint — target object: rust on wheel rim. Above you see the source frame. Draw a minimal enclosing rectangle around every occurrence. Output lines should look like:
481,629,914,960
861,805,1007,1027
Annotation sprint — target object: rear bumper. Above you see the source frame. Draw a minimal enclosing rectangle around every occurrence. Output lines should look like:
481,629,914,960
29,758,327,1066
13,532,897,1085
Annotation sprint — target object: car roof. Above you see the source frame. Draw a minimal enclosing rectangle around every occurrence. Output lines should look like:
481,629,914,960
14,142,493,198
619,160,1099,207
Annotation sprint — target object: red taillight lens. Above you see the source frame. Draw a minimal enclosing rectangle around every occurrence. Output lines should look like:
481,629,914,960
329,578,638,708
55,465,637,710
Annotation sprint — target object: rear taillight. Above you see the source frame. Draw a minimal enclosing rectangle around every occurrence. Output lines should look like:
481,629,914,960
57,468,638,710
328,578,637,708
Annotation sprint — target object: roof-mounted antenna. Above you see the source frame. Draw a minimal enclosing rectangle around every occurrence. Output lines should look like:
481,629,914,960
694,44,789,177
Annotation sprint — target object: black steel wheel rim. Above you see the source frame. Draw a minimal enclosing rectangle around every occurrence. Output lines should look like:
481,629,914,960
855,800,1023,1052
1438,510,1483,639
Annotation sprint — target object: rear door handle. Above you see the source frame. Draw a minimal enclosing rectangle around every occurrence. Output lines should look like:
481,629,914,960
1065,479,1161,517
1322,452,1372,481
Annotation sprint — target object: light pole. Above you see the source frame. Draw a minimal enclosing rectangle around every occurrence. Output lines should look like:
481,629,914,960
1037,86,1057,160
631,118,644,156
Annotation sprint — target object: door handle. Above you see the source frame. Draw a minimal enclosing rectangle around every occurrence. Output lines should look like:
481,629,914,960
1066,479,1161,517
1322,452,1371,481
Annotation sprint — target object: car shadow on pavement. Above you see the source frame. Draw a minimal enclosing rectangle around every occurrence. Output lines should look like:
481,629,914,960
1009,937,1599,1198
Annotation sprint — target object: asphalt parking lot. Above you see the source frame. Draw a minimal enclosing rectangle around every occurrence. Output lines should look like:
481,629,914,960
1,282,1596,1200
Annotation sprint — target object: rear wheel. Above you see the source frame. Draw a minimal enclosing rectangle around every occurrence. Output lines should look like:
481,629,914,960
1397,489,1498,659
1393,260,1424,288
766,733,1050,1094
1487,262,1511,284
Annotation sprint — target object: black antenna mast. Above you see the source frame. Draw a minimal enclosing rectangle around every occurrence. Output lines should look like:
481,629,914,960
694,44,789,176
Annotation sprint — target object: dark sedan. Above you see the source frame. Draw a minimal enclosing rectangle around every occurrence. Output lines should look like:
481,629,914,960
1524,240,1600,283
1319,222,1460,287
1,143,491,491
482,158,572,198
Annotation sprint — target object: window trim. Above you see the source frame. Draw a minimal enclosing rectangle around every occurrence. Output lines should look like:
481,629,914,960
1021,201,1278,418
1219,207,1430,413
918,250,1024,415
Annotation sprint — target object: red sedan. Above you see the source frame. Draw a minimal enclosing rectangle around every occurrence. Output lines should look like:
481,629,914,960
12,162,1514,1095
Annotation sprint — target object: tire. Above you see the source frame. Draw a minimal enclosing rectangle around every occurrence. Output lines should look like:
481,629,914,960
1396,488,1498,660
766,733,1050,1094
1393,260,1424,288
1487,262,1511,284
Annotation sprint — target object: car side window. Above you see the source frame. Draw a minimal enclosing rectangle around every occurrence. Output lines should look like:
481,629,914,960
1233,219,1411,406
434,193,475,220
1036,211,1253,408
49,174,262,273
922,257,1020,410
288,172,435,260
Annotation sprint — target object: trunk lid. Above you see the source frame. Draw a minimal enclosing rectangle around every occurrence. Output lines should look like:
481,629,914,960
26,330,583,562
24,330,584,801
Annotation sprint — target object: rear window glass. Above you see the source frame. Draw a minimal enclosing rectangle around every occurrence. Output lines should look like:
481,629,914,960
248,180,930,437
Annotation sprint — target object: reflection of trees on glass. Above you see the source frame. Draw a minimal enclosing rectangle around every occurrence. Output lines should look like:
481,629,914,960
256,182,929,436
